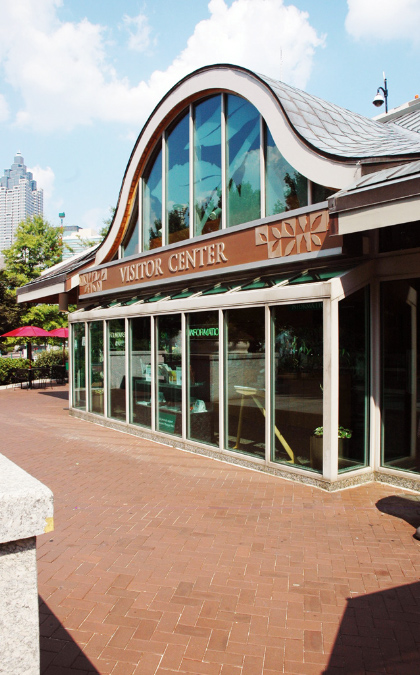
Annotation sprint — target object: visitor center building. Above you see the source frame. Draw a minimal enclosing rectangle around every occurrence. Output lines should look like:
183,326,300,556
19,64,420,491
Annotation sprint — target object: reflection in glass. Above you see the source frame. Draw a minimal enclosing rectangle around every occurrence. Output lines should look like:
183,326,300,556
226,95,260,227
272,304,323,471
122,192,139,258
167,112,189,245
130,317,151,427
312,182,335,204
143,148,162,250
339,288,369,471
108,319,126,421
88,321,104,415
382,279,420,474
265,125,308,215
225,307,265,457
157,315,182,436
187,311,219,445
72,323,86,409
194,96,222,236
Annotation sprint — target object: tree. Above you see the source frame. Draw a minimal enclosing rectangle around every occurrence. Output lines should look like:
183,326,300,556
100,206,116,239
1,216,67,340
3,215,63,287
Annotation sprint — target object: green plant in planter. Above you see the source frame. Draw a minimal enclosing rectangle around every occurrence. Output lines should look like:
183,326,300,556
313,426,352,438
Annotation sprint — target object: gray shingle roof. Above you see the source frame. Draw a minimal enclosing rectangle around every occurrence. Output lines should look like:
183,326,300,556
259,74,420,159
389,109,420,134
334,159,420,194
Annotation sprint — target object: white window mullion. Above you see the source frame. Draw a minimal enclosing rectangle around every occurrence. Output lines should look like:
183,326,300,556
218,308,225,451
323,297,338,481
138,180,143,253
162,133,167,247
264,305,271,464
69,324,74,408
151,315,156,432
308,179,313,206
104,321,109,419
84,322,88,413
370,281,380,472
221,94,227,230
189,104,194,240
181,312,187,439
125,317,130,424
260,116,266,219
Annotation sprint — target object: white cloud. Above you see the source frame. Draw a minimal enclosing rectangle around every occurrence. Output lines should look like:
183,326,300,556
0,0,323,133
81,207,110,234
122,13,153,53
345,0,420,42
28,164,55,202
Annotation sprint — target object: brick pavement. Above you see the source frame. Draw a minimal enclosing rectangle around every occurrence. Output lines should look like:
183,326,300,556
1,385,420,675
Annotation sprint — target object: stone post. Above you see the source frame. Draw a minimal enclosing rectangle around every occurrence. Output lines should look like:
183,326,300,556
0,454,54,675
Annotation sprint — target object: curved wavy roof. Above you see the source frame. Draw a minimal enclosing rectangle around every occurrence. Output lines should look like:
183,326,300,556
258,73,420,159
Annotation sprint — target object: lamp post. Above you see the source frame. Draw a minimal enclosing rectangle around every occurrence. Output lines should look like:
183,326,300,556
373,73,389,113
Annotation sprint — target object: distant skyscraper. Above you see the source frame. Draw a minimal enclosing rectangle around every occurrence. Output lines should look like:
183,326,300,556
0,152,44,251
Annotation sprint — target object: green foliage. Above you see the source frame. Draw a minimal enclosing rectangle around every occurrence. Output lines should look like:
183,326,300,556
0,357,30,385
313,426,352,439
22,304,67,331
0,270,25,339
0,216,68,340
100,206,116,239
2,215,63,285
35,349,67,368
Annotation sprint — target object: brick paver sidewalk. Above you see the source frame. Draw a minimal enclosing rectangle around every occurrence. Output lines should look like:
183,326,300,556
1,386,420,674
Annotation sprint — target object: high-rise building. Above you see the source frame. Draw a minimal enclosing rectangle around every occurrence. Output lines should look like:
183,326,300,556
0,152,44,251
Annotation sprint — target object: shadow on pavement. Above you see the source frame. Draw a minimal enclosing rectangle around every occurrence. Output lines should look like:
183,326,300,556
323,581,420,674
39,597,99,674
38,390,69,400
376,494,420,540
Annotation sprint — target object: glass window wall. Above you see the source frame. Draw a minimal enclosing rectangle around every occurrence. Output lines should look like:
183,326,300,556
167,113,190,245
272,303,323,471
143,148,162,250
194,96,222,236
72,323,86,410
226,95,261,228
88,321,104,415
108,319,126,421
130,317,152,427
157,314,182,435
382,279,420,474
122,193,139,258
265,125,308,216
338,288,369,471
225,307,265,457
187,311,219,446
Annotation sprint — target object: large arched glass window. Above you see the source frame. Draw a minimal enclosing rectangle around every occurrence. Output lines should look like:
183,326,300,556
194,96,222,236
226,95,261,228
265,125,308,215
137,92,335,255
143,147,162,251
167,111,190,245
121,191,139,258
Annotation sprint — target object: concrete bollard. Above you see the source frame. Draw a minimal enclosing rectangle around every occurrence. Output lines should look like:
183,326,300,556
0,454,53,675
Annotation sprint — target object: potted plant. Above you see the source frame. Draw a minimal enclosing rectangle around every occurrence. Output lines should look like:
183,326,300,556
310,426,352,470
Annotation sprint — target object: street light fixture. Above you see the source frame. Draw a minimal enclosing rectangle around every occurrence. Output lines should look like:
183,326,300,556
373,73,388,113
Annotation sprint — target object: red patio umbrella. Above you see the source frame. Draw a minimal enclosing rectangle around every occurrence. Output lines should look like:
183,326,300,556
48,327,69,365
1,326,50,362
48,328,69,338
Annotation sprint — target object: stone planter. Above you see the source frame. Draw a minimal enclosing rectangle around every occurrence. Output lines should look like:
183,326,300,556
310,436,348,471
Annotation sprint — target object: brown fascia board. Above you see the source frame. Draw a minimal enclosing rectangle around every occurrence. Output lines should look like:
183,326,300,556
329,175,420,215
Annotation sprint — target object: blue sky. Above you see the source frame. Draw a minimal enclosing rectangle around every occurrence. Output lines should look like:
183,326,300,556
1,0,419,233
